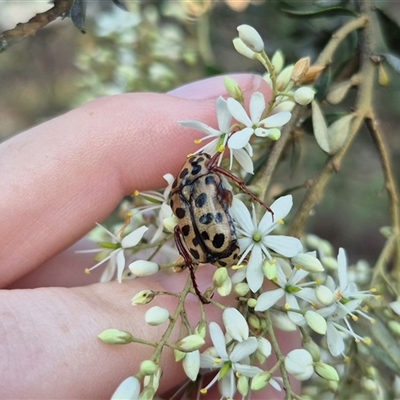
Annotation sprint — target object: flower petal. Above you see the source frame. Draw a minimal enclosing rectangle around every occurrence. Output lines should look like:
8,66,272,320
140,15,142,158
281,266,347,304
209,322,229,359
234,363,263,377
228,128,254,149
223,308,249,342
216,96,232,132
231,198,254,233
249,92,265,123
121,226,148,248
326,322,345,356
230,337,258,362
227,98,252,126
232,148,254,174
260,111,291,127
246,245,264,292
183,350,200,381
264,235,303,257
255,289,284,311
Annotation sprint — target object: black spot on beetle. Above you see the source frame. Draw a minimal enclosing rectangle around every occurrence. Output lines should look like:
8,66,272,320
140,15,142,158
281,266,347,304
205,175,215,185
195,192,207,208
172,178,178,189
196,156,205,164
170,199,174,209
233,252,238,259
192,237,200,247
201,231,210,241
182,225,190,236
218,260,227,267
191,164,202,175
199,213,213,224
212,233,225,249
190,248,200,260
188,155,196,164
175,207,186,219
215,212,223,223
179,168,189,179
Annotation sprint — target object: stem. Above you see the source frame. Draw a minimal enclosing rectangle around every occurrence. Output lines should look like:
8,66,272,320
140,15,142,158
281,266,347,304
264,311,293,400
197,12,214,65
365,112,400,276
0,0,73,49
254,105,305,202
290,7,374,238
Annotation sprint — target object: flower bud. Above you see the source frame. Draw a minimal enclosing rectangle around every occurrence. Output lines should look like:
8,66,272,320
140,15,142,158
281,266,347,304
294,87,315,105
174,349,185,362
251,371,271,391
217,277,232,297
138,386,154,400
314,362,339,381
291,57,310,84
276,65,294,91
285,349,314,381
111,376,140,400
145,306,169,326
163,215,177,233
129,260,159,276
362,378,378,392
140,360,158,376
194,320,207,339
321,256,338,271
257,337,272,358
271,49,284,74
213,268,229,287
177,334,205,352
247,298,257,309
248,313,260,331
305,310,327,335
263,259,277,280
237,24,264,52
98,329,133,345
303,336,321,362
131,290,155,305
266,127,281,141
388,320,400,337
237,374,249,396
232,38,256,59
292,252,323,273
224,77,244,103
234,282,250,296
315,285,334,306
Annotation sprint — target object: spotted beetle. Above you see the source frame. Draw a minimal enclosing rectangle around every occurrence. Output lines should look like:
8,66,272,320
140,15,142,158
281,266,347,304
170,152,273,303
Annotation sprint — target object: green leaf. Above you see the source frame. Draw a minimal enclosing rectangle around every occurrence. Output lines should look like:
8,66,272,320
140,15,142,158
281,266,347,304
375,6,400,57
70,0,87,33
382,53,400,74
112,0,128,11
280,6,357,18
311,100,329,153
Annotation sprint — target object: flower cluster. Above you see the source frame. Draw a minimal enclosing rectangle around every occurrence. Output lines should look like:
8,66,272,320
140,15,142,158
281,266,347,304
83,23,379,400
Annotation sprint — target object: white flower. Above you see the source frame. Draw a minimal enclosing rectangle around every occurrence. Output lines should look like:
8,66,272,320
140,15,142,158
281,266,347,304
83,224,148,283
132,173,174,243
200,311,262,399
111,376,140,400
284,349,314,381
315,248,375,356
179,97,255,173
255,264,315,324
227,92,291,149
230,195,303,292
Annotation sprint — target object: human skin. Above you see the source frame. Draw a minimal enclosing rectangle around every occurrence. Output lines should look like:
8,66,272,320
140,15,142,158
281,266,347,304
0,74,299,399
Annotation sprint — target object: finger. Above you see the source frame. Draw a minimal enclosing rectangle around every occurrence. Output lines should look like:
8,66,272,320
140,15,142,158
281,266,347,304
0,269,224,399
0,74,271,287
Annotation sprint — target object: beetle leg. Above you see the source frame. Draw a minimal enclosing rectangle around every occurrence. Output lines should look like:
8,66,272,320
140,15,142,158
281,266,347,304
174,225,210,304
211,165,274,216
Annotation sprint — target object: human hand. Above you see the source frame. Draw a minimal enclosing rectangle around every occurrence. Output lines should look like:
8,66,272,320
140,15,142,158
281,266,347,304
0,74,299,399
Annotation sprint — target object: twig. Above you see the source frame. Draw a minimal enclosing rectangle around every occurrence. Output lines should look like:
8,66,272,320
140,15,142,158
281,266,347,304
0,0,73,50
366,111,400,279
290,5,374,238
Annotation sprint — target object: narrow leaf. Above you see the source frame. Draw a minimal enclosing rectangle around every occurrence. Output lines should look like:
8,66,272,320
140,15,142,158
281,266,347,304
311,100,330,153
70,0,87,33
383,53,400,74
281,6,357,18
326,79,353,105
327,113,354,154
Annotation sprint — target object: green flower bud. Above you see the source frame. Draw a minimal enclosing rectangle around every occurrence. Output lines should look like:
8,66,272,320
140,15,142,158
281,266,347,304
263,260,277,280
305,310,327,335
174,349,185,362
234,282,250,296
177,334,205,352
314,362,339,381
224,76,244,103
315,285,334,306
213,268,229,287
140,360,158,376
294,87,315,105
292,253,324,273
131,290,155,305
251,371,271,391
237,374,249,396
247,313,260,330
302,337,321,362
194,320,207,340
247,298,257,309
98,329,133,345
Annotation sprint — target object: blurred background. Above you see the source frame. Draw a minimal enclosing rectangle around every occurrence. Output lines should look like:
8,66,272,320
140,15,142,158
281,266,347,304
1,0,399,266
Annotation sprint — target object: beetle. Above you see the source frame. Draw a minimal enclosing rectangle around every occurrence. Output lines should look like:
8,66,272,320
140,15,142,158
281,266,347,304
170,152,273,303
